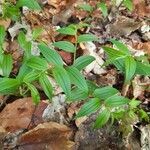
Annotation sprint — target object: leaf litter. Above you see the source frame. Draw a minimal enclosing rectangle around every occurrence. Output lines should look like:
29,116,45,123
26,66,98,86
0,0,150,149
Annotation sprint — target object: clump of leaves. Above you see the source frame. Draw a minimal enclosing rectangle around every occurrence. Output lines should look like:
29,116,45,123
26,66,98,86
0,22,149,131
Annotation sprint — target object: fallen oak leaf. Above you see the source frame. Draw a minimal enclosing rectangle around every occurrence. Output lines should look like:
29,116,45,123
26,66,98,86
0,97,48,132
17,122,74,150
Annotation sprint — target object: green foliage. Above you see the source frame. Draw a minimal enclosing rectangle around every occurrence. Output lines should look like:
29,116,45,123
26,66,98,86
93,86,119,100
0,4,148,132
73,55,95,71
52,65,71,98
76,98,101,117
77,34,98,43
78,4,93,12
98,2,108,18
53,41,76,53
38,43,63,66
17,0,41,10
39,74,53,100
123,0,133,11
94,109,110,128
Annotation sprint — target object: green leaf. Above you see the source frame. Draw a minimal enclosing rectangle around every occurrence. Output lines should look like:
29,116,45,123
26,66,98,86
113,58,125,72
2,3,20,21
57,26,77,35
105,95,129,107
39,74,53,100
135,61,150,76
2,54,13,77
129,99,141,109
23,70,39,83
69,88,88,101
86,80,98,94
38,43,63,66
78,4,93,12
26,83,40,105
123,0,133,11
125,56,136,83
77,34,98,43
66,66,88,92
27,56,48,71
110,39,130,54
98,2,108,18
53,41,76,53
94,109,110,128
102,46,127,61
93,86,119,100
17,0,41,10
0,25,6,46
18,32,32,57
76,98,101,117
52,66,71,97
17,63,32,81
73,55,95,71
0,78,20,94
32,27,43,40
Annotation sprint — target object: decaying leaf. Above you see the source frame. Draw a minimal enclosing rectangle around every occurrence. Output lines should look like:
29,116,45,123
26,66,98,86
107,16,141,37
17,122,74,150
0,97,48,132
81,42,106,75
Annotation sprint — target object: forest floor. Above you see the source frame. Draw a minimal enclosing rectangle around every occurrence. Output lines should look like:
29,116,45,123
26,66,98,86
0,0,150,150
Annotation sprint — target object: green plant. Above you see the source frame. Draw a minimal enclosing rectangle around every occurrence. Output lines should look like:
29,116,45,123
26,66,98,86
102,39,150,88
1,0,41,21
0,21,149,130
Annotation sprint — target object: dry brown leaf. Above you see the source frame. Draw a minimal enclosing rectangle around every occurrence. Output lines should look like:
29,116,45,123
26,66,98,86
0,126,6,149
107,16,141,37
133,41,150,54
17,122,74,150
0,97,48,132
0,19,11,29
133,0,150,17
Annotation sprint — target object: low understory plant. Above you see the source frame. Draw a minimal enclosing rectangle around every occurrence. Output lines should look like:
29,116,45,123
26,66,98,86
0,23,149,131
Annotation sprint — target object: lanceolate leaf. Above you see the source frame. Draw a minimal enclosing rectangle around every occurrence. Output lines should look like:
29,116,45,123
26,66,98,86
102,46,126,60
73,55,95,71
76,98,101,117
17,0,41,10
69,88,88,101
93,86,119,100
52,66,71,98
39,74,53,100
94,109,110,128
105,95,129,107
135,61,150,76
77,34,98,43
98,2,108,18
0,25,6,46
66,66,88,92
53,41,76,53
110,39,130,54
2,54,13,77
79,4,93,12
123,0,133,11
125,56,136,83
23,70,39,83
38,43,63,66
32,27,43,40
0,78,20,94
57,26,77,35
27,56,48,71
26,83,40,105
